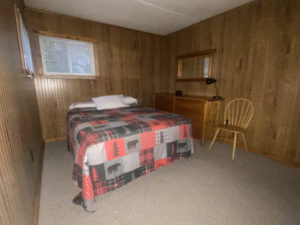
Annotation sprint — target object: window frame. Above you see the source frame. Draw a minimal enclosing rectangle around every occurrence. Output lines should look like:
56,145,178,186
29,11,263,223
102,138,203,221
14,4,34,77
39,35,97,79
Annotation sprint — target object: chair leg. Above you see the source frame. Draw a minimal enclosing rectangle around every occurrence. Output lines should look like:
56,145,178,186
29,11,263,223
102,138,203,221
232,132,237,160
209,128,220,150
241,133,248,152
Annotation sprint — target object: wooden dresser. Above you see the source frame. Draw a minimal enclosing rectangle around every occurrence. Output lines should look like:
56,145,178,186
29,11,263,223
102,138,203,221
153,93,221,145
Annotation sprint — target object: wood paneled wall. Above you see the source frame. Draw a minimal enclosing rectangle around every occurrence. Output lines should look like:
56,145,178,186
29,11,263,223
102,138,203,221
164,0,300,164
0,0,44,225
23,0,299,165
24,8,166,142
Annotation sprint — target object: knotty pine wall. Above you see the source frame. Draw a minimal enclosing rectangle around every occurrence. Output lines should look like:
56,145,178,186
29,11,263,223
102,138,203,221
23,0,299,165
24,8,167,142
0,0,44,225
165,0,300,164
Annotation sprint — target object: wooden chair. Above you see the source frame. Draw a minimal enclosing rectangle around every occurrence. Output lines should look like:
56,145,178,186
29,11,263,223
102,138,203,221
209,98,254,160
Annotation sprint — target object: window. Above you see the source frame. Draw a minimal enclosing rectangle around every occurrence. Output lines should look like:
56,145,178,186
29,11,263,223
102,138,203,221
39,35,96,77
15,5,34,76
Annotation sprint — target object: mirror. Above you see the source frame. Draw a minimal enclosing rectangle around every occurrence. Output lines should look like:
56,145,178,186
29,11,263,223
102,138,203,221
177,49,216,80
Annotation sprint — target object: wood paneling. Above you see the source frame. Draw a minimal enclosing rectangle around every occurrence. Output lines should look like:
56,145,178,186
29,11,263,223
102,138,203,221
21,0,300,165
24,8,165,142
0,0,44,225
164,0,300,164
153,93,175,112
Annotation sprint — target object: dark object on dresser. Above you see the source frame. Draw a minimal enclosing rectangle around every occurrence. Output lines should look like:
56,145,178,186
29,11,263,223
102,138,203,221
205,78,224,100
175,90,183,96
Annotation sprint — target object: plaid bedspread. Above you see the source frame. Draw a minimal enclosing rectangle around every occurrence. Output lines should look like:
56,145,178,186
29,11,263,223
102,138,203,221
67,106,194,212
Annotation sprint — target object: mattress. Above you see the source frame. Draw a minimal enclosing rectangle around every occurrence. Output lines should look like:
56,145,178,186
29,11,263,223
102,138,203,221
67,106,194,212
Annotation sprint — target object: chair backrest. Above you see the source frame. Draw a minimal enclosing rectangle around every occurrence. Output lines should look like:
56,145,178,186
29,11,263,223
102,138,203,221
224,98,254,130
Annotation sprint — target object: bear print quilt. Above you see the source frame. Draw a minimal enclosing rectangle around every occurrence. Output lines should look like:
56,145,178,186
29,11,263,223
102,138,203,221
67,106,194,212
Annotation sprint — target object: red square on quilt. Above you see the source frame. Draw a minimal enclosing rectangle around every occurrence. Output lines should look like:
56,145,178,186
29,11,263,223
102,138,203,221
80,112,93,117
82,174,94,200
148,120,166,131
140,131,156,149
179,124,190,138
90,121,99,126
90,120,108,126
99,120,108,124
120,116,135,122
154,158,168,169
105,139,126,161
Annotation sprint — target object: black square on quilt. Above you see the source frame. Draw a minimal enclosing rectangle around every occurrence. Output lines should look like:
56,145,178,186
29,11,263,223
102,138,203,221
105,126,128,139
119,171,134,186
105,178,117,191
93,124,108,131
176,139,190,153
95,130,110,142
175,139,192,158
76,127,93,143
167,141,177,159
89,163,106,183
73,164,83,188
133,165,146,179
69,117,81,130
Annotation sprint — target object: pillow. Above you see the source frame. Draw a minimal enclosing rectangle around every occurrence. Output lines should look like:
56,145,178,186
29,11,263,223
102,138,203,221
92,95,127,110
68,102,96,110
122,96,138,105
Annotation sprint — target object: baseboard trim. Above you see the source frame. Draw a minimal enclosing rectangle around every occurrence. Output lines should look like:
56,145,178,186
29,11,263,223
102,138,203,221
45,136,66,143
251,150,300,168
33,141,45,225
216,137,300,168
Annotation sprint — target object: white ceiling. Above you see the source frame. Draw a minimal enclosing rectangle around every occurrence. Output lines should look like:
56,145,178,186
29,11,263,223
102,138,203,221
24,0,252,35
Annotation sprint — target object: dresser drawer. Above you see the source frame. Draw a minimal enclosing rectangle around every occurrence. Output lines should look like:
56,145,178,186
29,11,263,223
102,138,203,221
192,123,202,139
175,98,205,114
174,111,203,124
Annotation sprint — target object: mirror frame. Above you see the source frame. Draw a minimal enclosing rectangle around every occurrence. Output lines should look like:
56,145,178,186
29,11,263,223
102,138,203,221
176,49,216,82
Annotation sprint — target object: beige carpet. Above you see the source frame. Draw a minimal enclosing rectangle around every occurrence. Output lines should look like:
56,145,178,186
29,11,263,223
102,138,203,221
39,140,300,225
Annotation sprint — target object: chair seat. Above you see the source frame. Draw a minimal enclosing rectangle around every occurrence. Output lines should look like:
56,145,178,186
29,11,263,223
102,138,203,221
217,124,245,133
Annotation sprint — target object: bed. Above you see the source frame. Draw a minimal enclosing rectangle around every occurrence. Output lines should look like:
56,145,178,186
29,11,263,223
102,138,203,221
67,105,194,212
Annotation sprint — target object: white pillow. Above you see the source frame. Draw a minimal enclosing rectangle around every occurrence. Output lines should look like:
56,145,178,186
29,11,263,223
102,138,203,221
92,95,127,110
68,102,96,110
122,96,138,105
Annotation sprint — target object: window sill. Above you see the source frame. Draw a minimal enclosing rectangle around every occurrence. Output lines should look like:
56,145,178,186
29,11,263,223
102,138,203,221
42,74,96,80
